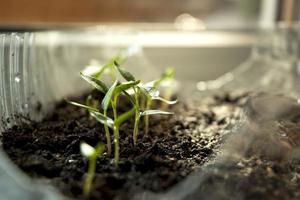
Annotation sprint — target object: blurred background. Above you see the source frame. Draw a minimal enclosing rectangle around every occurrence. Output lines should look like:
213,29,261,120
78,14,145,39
0,0,299,81
1,0,300,128
0,0,299,29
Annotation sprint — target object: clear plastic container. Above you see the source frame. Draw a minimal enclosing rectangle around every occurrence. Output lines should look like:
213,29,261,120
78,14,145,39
1,24,300,200
0,28,154,131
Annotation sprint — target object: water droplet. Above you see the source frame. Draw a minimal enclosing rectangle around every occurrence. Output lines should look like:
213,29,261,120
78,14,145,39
68,159,75,163
14,76,21,83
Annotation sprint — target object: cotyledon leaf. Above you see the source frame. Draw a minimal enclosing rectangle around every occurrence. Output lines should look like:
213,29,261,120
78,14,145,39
102,80,118,111
140,110,174,116
80,72,108,93
66,100,98,112
114,61,135,81
90,110,114,128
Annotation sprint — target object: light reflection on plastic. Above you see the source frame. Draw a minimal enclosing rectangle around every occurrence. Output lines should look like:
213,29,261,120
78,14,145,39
174,13,206,31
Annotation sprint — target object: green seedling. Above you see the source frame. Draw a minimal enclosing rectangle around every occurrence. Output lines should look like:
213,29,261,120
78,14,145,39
70,50,177,166
68,79,139,165
154,67,176,108
101,79,140,165
137,67,177,135
79,49,129,155
79,49,135,155
114,61,176,144
79,73,113,155
80,142,105,198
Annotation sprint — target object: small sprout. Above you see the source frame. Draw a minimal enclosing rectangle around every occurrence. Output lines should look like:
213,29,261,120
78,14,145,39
80,142,105,198
139,68,177,135
79,71,113,155
102,80,140,165
69,54,177,167
114,62,176,144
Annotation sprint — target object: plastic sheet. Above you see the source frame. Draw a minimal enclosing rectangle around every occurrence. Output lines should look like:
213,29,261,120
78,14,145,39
0,150,65,200
0,32,87,130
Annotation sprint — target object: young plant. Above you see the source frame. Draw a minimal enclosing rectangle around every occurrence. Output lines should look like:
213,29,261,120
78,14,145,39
79,73,112,155
79,49,134,155
141,67,177,135
69,51,177,166
68,78,139,165
80,142,105,198
101,79,140,164
113,61,176,144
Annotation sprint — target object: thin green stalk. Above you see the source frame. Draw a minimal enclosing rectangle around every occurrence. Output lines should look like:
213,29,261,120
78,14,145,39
144,98,152,135
133,109,140,145
133,88,140,145
112,97,119,166
113,126,120,167
83,157,96,198
103,110,112,155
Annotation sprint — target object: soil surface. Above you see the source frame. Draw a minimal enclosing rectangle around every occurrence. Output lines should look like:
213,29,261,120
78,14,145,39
2,91,247,200
6,91,300,200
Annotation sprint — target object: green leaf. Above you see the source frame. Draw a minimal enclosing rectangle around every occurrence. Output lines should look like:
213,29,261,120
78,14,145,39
153,96,178,105
140,110,174,116
102,80,118,111
114,107,135,127
114,61,136,81
67,100,98,112
114,80,140,96
80,72,108,93
90,110,114,128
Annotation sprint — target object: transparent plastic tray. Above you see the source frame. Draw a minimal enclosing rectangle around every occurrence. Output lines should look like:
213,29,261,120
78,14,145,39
1,24,300,200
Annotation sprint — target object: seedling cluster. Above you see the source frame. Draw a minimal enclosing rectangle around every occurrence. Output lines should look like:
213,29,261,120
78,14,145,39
68,52,177,196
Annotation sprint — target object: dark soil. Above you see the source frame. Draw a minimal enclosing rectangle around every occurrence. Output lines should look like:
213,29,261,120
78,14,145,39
3,91,300,200
4,90,300,200
2,91,248,200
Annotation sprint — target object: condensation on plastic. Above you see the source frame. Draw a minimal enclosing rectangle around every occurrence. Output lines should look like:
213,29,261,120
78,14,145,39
0,32,82,130
0,28,159,131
